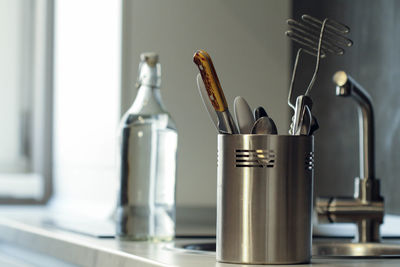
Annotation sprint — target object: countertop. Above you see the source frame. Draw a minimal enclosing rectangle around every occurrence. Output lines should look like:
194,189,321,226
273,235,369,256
0,207,400,266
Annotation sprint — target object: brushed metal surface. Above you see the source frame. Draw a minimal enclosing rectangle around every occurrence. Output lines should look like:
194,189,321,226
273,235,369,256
170,239,400,258
216,134,314,264
313,242,400,258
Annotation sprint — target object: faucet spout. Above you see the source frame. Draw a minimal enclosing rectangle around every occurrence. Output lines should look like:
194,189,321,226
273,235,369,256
333,71,377,201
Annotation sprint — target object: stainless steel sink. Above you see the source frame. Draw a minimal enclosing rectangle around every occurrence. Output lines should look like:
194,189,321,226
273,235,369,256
181,242,215,252
313,240,400,258
164,240,216,255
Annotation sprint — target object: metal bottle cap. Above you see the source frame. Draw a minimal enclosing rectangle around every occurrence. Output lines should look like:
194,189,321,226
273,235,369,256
137,52,161,88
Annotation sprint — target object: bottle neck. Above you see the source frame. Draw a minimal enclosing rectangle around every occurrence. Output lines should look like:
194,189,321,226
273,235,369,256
129,85,166,115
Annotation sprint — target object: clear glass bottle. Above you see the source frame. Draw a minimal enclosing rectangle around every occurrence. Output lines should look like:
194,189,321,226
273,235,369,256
116,53,177,241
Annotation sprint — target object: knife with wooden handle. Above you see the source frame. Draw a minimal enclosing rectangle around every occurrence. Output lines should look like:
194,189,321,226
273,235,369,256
193,50,238,134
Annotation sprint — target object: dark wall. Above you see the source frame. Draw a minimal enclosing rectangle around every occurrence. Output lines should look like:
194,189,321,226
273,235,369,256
292,1,400,213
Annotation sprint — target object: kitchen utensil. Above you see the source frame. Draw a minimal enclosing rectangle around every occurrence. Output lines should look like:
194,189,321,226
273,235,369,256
251,117,278,135
289,95,313,135
268,118,278,134
233,96,254,134
196,74,219,132
253,106,278,134
309,116,319,135
286,15,353,135
254,106,268,120
286,14,353,59
193,50,238,134
299,105,312,135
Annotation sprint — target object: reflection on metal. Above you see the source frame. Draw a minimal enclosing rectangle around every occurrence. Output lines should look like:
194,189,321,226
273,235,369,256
170,240,400,258
217,134,313,264
313,242,400,258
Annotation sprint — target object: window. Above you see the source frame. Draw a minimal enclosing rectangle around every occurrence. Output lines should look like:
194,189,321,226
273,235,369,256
0,0,54,203
51,0,121,216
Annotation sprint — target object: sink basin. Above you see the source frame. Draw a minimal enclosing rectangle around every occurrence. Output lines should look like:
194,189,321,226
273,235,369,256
172,239,400,258
313,241,400,258
164,240,216,255
182,242,216,252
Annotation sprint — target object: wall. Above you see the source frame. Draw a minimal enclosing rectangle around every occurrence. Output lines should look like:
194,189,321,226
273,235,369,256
292,0,400,213
121,0,291,208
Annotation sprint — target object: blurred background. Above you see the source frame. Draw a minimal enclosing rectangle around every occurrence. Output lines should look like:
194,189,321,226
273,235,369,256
1,0,399,223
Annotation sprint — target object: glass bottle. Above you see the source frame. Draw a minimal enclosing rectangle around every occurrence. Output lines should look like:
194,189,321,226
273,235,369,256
116,53,177,241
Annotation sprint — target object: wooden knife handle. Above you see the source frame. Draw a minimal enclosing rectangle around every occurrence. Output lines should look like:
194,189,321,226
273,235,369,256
193,50,228,112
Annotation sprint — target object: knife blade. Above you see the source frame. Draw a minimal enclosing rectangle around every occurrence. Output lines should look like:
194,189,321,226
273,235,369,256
196,74,219,132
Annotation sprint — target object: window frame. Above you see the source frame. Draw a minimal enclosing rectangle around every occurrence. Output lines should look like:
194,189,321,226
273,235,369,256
0,0,54,204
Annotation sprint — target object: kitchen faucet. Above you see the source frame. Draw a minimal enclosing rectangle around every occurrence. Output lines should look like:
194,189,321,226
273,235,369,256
316,71,384,243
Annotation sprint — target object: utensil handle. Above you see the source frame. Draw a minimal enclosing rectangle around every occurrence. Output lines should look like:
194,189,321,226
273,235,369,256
193,50,228,112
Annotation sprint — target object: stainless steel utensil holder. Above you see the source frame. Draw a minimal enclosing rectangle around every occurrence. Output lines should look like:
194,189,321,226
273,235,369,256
217,134,314,264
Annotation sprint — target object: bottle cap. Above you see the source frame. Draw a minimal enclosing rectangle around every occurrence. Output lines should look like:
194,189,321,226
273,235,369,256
137,52,161,88
140,52,159,67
